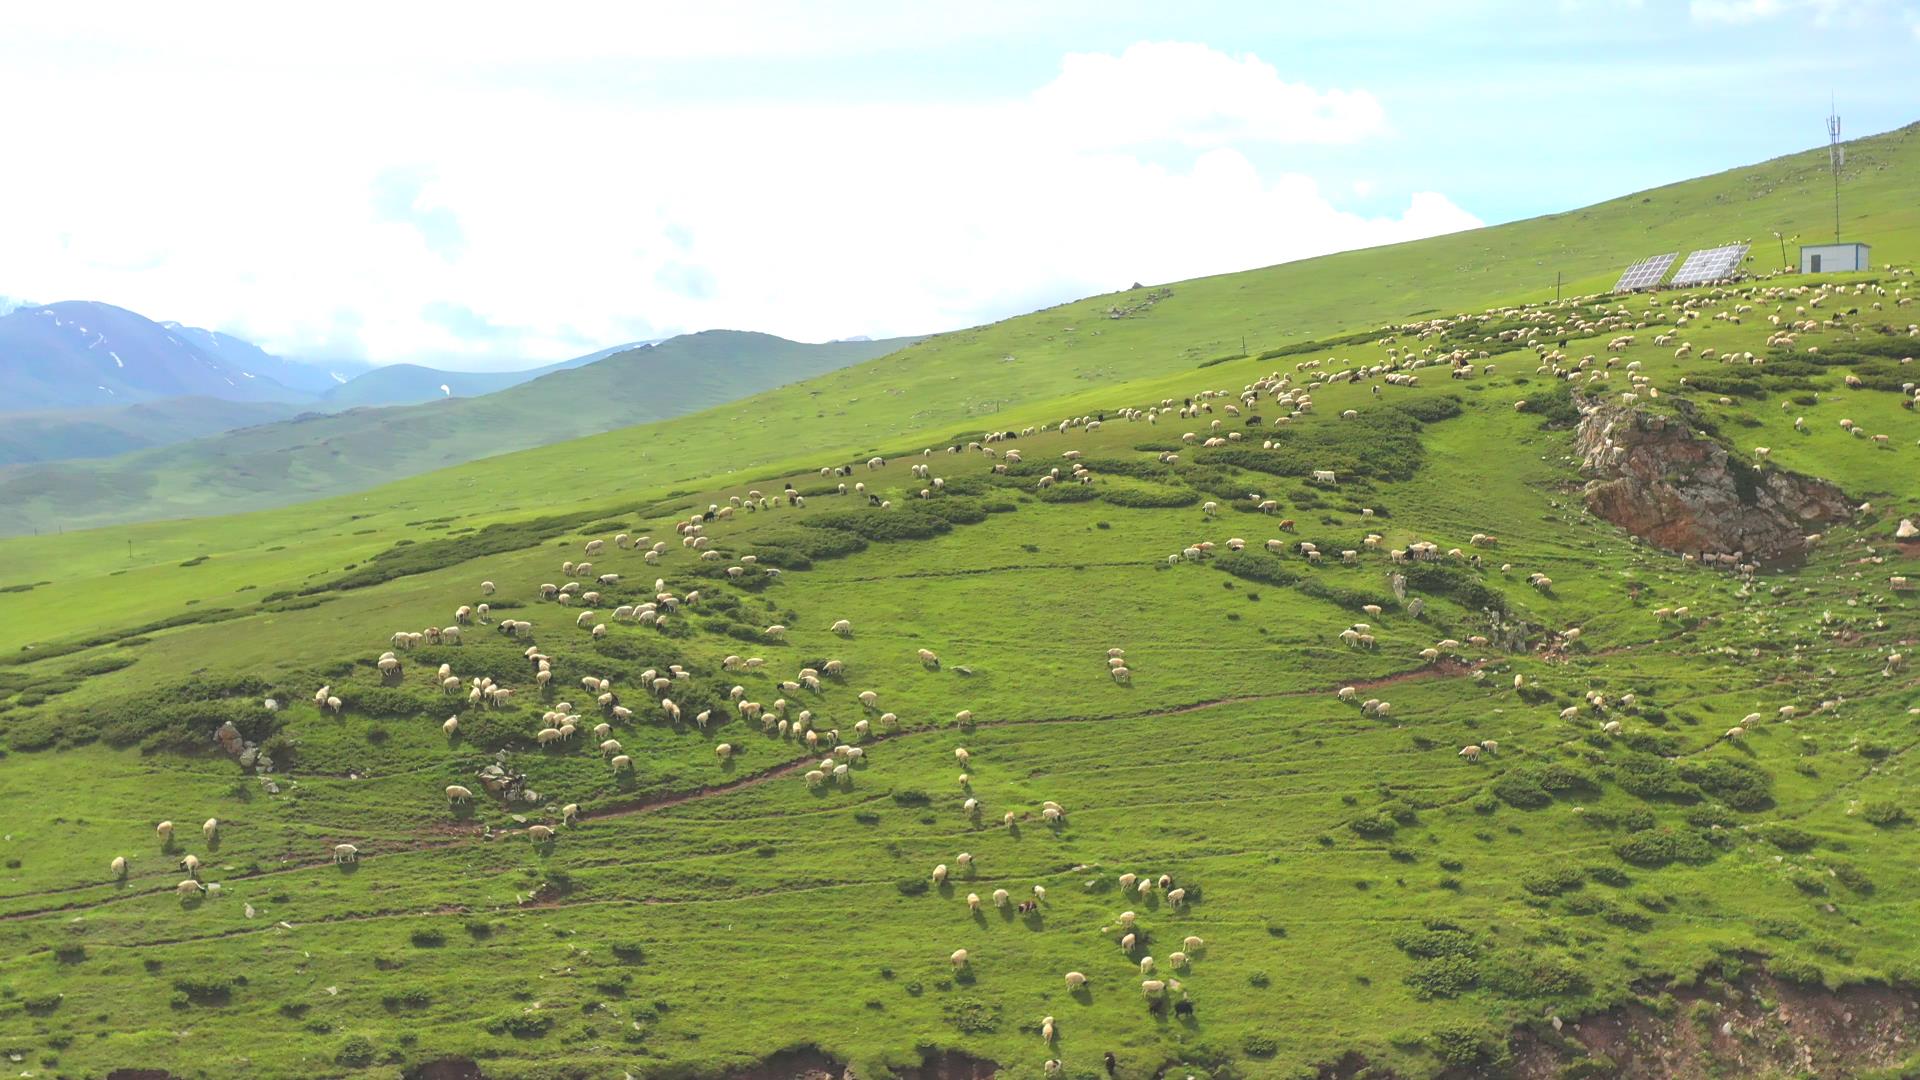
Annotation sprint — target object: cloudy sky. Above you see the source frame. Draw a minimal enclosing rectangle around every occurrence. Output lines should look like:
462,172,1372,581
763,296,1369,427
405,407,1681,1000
1,1,1915,370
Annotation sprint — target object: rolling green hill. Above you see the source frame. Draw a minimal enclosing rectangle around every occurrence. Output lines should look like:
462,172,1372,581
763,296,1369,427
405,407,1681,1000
0,331,913,537
0,396,308,465
314,340,652,409
0,126,1918,1080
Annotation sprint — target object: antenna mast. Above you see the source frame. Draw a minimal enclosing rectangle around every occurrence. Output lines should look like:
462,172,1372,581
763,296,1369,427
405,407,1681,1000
1826,101,1843,243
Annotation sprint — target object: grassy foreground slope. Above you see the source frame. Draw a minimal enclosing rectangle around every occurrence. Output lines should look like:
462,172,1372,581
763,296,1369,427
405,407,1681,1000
0,332,912,537
0,279,1916,1080
0,129,1915,1079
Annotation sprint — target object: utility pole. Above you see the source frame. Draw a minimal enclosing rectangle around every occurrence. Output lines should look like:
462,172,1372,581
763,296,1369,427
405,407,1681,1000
1827,101,1844,243
1554,272,1562,301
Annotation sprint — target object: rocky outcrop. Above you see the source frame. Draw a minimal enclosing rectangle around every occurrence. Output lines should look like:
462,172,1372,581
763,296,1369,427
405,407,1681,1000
1575,396,1851,563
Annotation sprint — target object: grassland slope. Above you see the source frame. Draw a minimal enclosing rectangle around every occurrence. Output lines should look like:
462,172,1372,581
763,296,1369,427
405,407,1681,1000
0,127,1917,1080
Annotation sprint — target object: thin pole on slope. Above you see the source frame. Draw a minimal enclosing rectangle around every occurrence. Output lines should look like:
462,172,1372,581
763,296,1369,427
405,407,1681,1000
1827,100,1843,244
1555,272,1562,302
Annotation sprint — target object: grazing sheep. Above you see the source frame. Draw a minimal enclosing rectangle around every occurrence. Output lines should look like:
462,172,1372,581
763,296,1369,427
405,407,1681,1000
202,818,219,842
481,580,496,595
562,803,580,825
955,747,971,766
332,844,358,864
933,863,950,884
994,888,1011,908
527,825,555,842
111,855,127,878
446,785,473,804
610,755,633,772
1459,744,1482,761
180,853,202,877
715,743,733,761
967,892,982,912
1065,972,1088,990
831,619,853,636
1183,935,1205,952
950,949,970,968
1140,956,1155,975
1167,887,1186,906
176,879,205,898
1141,979,1165,996
156,821,175,842
443,716,460,736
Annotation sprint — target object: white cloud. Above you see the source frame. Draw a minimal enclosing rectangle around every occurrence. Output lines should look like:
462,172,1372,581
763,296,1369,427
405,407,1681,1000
1689,0,1786,21
0,34,1478,370
1033,42,1387,148
1689,0,1905,23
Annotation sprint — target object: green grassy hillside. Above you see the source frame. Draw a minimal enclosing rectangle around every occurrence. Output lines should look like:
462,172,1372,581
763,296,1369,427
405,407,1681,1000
0,397,308,465
0,332,912,537
0,128,1917,1080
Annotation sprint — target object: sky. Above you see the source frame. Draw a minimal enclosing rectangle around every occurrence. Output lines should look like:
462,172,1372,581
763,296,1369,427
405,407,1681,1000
0,1,1915,371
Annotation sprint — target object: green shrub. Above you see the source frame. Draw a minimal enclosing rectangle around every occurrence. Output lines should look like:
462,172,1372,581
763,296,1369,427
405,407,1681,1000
1242,1034,1278,1057
1517,384,1580,425
1212,551,1302,587
1762,825,1818,851
1613,827,1715,867
1493,763,1596,809
1675,758,1772,811
1405,954,1478,998
1100,485,1200,509
1861,800,1908,827
495,1014,554,1037
1520,866,1584,896
803,509,951,542
172,975,234,1004
1480,950,1589,998
1392,926,1478,959
941,997,1000,1033
1425,1024,1507,1069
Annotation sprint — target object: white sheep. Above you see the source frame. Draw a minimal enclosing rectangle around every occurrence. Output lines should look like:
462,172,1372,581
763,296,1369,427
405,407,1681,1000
332,843,358,864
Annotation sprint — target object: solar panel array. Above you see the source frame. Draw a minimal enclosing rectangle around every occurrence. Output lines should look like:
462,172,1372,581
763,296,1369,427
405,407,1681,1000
1612,252,1677,292
1669,243,1751,287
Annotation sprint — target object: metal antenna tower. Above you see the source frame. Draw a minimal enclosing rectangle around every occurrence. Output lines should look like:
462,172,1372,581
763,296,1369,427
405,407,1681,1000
1827,101,1843,243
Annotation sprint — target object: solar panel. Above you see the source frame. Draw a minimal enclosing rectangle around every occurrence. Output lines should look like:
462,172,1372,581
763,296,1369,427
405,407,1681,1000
1612,253,1677,292
1669,243,1751,287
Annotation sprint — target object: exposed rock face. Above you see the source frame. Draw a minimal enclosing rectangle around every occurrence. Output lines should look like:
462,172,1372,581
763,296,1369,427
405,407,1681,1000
1575,396,1851,562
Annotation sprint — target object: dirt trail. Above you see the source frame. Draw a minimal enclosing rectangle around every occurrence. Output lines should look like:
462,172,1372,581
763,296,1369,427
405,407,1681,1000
0,657,1483,922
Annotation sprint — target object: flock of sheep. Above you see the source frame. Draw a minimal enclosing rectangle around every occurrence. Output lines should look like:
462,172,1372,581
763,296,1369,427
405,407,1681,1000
85,270,1914,1078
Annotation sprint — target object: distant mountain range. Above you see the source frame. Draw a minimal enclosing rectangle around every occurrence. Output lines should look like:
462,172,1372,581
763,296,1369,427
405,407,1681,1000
0,301,314,409
0,330,917,534
0,300,676,463
314,340,654,408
